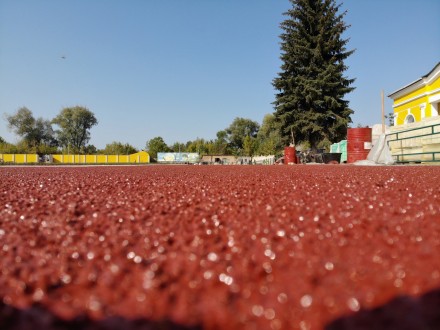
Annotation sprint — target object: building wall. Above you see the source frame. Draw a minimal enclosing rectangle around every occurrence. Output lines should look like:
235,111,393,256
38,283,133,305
199,155,275,165
394,95,429,125
391,64,440,126
393,78,440,125
200,155,237,164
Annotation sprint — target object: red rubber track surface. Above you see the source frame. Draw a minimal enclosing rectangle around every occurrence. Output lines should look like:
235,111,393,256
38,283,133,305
1,165,440,329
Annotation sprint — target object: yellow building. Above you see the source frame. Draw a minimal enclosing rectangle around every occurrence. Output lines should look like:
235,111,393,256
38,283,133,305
388,62,440,126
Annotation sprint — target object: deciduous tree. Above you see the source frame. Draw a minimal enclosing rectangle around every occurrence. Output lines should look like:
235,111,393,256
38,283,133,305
102,142,138,155
146,136,169,160
5,107,56,148
186,138,209,155
257,114,282,155
243,135,258,159
213,130,230,155
170,142,186,153
52,106,98,153
225,117,259,152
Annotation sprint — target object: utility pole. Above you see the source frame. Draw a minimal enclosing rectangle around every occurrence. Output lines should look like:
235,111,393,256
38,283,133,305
381,90,385,134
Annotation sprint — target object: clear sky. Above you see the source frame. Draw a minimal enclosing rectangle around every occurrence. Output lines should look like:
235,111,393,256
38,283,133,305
1,0,439,150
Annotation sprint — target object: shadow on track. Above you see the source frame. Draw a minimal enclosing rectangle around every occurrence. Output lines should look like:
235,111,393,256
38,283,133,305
0,301,201,330
325,288,440,330
2,289,440,329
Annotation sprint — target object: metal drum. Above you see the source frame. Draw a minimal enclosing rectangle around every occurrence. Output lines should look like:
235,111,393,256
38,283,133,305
284,146,297,164
347,128,372,163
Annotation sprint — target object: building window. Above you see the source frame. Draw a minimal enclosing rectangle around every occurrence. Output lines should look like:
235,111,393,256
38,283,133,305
432,102,439,117
404,114,415,124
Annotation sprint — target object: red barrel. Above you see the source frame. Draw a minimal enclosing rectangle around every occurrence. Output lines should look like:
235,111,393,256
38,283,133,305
347,128,372,163
284,146,297,164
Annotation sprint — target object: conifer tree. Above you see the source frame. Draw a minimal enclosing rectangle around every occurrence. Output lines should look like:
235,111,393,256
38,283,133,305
273,0,355,150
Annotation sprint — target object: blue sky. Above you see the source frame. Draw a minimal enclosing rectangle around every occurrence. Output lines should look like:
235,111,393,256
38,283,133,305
1,0,439,150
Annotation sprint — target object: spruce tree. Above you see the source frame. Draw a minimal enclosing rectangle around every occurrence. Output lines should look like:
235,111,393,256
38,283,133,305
273,0,355,150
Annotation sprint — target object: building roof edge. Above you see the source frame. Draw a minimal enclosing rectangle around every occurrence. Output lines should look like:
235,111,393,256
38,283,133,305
388,61,440,99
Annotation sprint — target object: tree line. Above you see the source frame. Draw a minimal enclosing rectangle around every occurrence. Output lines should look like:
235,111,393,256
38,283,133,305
2,0,355,159
1,106,101,155
1,106,139,156
146,114,283,160
147,0,356,159
1,106,284,160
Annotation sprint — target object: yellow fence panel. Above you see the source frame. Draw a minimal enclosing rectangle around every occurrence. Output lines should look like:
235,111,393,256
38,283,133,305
107,155,118,163
96,155,107,163
129,151,149,163
0,154,39,163
0,154,15,162
27,154,39,163
85,155,97,163
52,155,63,163
119,155,130,163
1,151,150,164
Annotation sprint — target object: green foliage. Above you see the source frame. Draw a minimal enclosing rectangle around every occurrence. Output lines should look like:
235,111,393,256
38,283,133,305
183,132,231,156
225,117,260,151
34,143,59,155
186,138,209,154
5,107,34,137
102,141,138,155
384,112,395,126
0,140,58,155
296,141,311,152
273,0,355,150
205,140,215,155
52,106,98,153
256,114,282,155
0,140,57,155
175,116,279,157
5,107,57,148
257,136,280,156
0,136,5,144
213,130,230,155
0,141,20,154
243,135,258,158
146,136,169,160
84,145,98,154
170,142,186,153
180,136,231,156
317,138,331,152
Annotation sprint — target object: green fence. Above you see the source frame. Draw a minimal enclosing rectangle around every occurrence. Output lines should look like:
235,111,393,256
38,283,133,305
386,123,440,163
